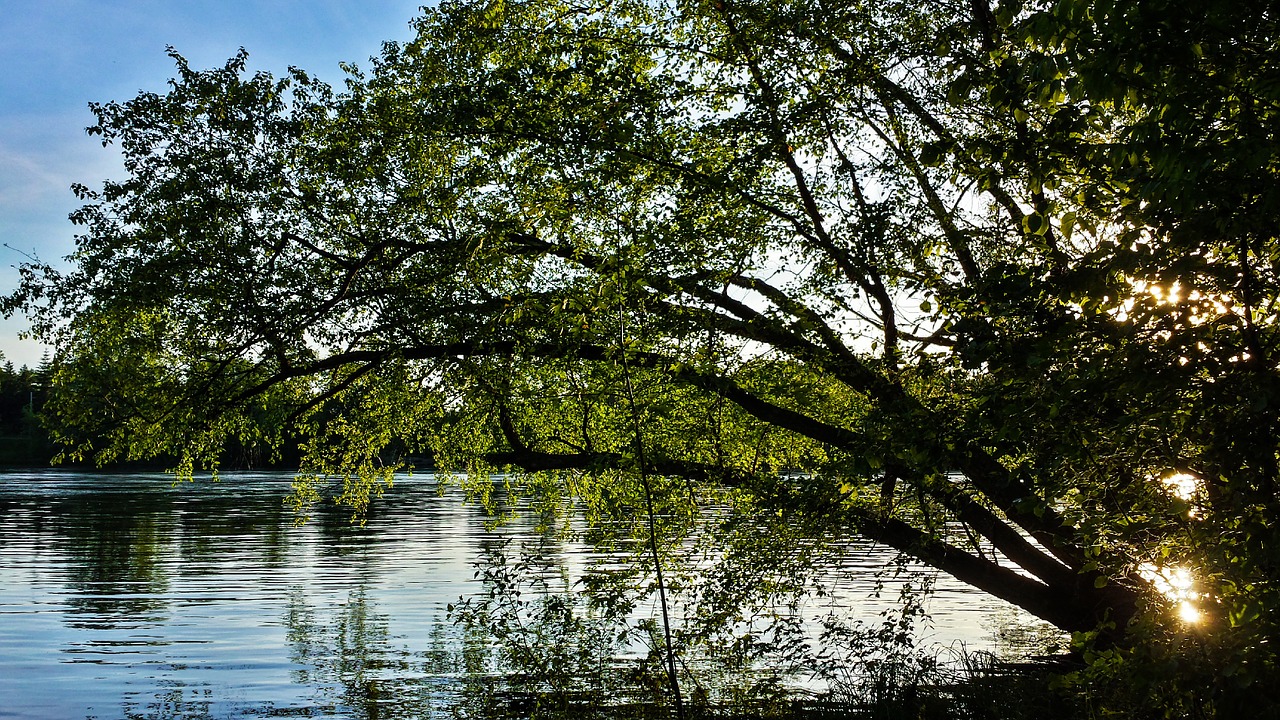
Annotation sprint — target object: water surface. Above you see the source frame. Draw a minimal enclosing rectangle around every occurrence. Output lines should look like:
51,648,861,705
0,471,1036,718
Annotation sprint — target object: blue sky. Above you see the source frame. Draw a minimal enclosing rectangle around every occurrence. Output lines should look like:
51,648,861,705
0,1,427,367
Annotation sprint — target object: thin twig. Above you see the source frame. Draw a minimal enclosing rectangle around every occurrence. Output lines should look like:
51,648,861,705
619,303,686,720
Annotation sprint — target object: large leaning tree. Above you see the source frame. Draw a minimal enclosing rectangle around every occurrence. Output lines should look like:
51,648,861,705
6,0,1279,678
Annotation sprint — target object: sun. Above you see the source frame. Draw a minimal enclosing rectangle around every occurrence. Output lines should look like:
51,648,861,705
1140,564,1205,624
1177,600,1203,624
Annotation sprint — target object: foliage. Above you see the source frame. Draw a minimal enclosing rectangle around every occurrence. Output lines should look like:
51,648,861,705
286,548,1076,720
6,0,1280,712
447,540,640,713
448,535,961,719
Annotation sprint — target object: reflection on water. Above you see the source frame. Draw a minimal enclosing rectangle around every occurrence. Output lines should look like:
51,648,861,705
286,588,444,718
0,471,1045,719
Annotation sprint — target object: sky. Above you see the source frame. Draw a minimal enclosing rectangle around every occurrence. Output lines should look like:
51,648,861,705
0,1,427,367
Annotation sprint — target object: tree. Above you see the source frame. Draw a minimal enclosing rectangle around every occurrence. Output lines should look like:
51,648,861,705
6,0,1279,698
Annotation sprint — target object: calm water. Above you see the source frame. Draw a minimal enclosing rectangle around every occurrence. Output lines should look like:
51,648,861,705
0,471,1032,719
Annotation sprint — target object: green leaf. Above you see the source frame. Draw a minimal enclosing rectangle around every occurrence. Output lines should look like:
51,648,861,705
1022,212,1049,235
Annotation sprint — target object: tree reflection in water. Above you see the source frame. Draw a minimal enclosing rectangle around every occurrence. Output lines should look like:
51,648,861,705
287,588,450,718
119,687,216,720
283,583,643,719
52,492,172,626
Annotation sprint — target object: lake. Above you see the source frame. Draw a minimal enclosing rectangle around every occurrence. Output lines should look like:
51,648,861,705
0,470,1048,719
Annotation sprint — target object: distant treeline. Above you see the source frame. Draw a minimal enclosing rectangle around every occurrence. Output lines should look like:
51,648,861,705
0,357,427,471
0,356,308,469
0,357,53,466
